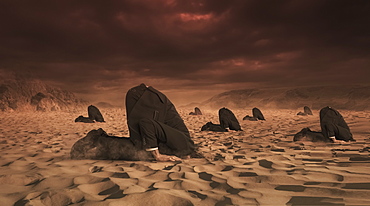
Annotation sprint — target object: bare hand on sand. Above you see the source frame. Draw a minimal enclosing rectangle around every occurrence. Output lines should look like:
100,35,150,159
151,149,182,162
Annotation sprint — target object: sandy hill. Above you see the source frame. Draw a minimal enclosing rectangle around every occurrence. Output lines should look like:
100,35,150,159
0,73,88,112
202,85,370,111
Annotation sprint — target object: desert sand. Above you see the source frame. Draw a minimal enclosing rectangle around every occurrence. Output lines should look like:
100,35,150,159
0,108,370,206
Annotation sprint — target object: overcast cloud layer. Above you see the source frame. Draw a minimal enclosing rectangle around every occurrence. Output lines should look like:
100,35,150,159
1,0,369,105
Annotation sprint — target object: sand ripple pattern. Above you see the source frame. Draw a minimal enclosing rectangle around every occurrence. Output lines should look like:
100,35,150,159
0,109,370,205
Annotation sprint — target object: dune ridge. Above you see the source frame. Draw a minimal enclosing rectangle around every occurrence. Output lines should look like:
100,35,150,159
201,85,370,110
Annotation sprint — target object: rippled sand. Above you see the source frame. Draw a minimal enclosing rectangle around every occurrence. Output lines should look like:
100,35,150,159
0,108,370,205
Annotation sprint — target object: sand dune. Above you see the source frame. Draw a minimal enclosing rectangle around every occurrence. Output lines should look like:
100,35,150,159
202,85,370,111
0,108,369,205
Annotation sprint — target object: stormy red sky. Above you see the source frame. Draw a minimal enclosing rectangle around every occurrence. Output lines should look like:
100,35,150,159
1,0,369,106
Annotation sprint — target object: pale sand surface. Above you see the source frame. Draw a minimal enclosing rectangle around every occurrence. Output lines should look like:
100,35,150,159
1,108,370,206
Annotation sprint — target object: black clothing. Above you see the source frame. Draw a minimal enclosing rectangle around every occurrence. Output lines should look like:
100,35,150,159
201,122,228,132
88,105,105,122
294,127,331,143
297,111,307,116
252,107,265,120
126,83,194,157
304,106,313,115
219,107,242,131
243,115,258,121
189,107,202,115
75,115,95,123
320,106,354,142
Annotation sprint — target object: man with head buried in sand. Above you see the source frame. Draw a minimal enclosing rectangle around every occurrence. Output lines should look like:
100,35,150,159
320,106,355,143
294,107,355,143
126,83,195,162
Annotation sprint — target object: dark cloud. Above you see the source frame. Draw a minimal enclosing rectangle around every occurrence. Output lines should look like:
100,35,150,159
1,0,369,105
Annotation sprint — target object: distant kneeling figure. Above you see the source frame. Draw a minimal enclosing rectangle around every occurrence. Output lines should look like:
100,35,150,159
74,115,94,123
189,107,202,115
74,105,105,123
201,122,228,132
294,106,355,143
88,105,105,122
243,107,265,121
293,127,331,143
201,107,242,132
297,106,313,116
219,107,242,131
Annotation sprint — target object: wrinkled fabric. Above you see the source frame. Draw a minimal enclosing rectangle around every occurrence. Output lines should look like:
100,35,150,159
320,106,354,141
219,107,242,131
88,105,105,122
126,83,194,157
252,107,265,120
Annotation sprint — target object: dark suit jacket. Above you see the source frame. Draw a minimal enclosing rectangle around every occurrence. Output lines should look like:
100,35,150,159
126,84,192,152
320,106,354,141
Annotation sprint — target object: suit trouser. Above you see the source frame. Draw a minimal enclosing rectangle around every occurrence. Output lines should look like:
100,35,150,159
138,118,193,154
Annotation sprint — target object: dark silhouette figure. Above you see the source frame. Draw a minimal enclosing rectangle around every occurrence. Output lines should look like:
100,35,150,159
74,115,94,123
243,107,265,121
201,122,228,132
200,107,242,132
320,106,355,142
189,107,202,115
297,106,313,116
304,106,313,115
293,127,331,143
252,107,265,120
74,105,105,123
219,107,242,131
242,115,258,121
294,106,355,143
88,105,105,122
126,83,195,161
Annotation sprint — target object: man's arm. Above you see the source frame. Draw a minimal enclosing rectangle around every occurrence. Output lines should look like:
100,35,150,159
149,148,182,162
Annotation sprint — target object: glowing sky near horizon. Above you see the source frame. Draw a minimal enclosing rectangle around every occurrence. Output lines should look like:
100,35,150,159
0,0,369,105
